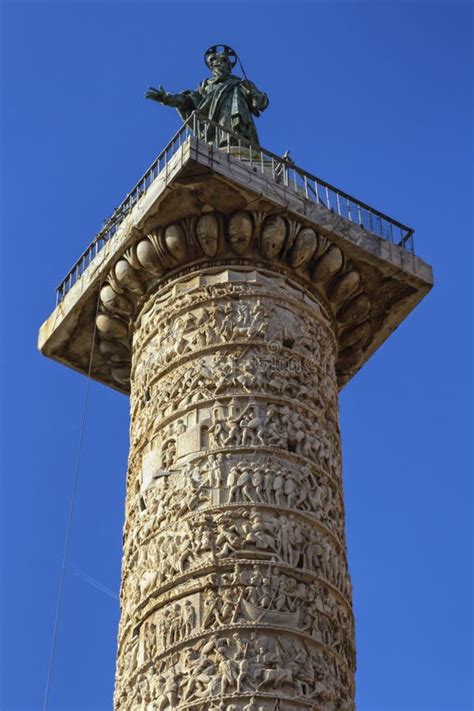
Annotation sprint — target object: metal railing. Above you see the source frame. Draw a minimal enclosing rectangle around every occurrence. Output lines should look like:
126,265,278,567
56,112,414,305
55,119,195,304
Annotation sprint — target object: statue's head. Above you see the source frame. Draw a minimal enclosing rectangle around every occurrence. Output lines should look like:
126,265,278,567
205,44,237,78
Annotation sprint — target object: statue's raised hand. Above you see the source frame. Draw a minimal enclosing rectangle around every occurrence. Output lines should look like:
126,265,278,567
145,84,169,104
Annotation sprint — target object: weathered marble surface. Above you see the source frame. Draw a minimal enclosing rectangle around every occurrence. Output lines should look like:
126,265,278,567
115,266,355,709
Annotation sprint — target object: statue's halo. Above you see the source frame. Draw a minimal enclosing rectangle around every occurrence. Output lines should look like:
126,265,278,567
204,44,238,69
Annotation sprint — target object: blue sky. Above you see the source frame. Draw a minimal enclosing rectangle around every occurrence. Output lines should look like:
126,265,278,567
1,1,472,710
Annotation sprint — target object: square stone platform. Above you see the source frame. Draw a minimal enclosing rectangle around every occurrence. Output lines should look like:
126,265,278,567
38,135,433,393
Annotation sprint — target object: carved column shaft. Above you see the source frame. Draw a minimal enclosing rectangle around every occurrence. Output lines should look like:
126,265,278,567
112,217,357,708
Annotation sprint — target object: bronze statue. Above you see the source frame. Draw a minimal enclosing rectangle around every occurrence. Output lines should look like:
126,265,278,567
145,45,269,147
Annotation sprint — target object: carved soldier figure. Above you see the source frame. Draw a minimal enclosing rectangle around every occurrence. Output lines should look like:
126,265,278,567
251,464,264,501
209,413,226,449
182,600,196,637
235,650,251,692
247,300,269,339
216,645,237,695
227,465,242,503
207,453,224,489
215,587,236,625
159,664,180,710
219,303,235,340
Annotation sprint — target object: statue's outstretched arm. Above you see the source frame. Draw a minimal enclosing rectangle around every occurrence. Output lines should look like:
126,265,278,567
145,84,194,111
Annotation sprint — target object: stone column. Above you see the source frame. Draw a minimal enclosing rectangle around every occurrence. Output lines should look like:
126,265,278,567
38,136,433,711
109,211,357,710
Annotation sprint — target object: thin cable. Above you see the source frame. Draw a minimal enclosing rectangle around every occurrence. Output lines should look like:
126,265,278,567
42,285,102,711
237,55,250,83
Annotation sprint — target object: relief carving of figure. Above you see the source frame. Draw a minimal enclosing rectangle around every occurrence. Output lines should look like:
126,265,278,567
119,268,353,706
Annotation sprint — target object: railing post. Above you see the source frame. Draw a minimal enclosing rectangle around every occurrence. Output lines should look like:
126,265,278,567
314,180,319,204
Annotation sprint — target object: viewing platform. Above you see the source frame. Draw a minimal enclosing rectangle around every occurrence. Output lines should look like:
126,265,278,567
38,113,432,392
55,113,416,305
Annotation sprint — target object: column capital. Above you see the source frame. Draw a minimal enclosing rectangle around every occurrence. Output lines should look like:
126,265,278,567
38,137,433,394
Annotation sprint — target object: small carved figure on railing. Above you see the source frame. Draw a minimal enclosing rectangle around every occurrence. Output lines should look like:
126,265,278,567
145,45,269,146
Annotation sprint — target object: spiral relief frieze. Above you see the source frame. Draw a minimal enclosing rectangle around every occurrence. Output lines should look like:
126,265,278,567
112,239,357,710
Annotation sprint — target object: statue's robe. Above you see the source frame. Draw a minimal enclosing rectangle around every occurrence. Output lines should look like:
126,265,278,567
176,75,268,147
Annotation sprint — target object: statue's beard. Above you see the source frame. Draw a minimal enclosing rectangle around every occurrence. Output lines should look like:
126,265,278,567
212,66,230,79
